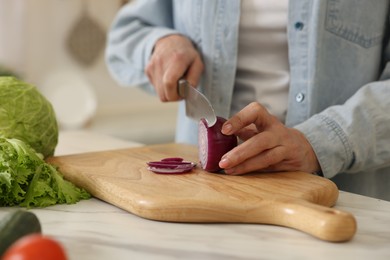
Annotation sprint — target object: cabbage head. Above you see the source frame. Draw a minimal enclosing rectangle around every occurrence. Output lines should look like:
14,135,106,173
0,77,58,157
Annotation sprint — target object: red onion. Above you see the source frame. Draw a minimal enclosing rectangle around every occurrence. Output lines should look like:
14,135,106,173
147,157,196,174
198,116,237,172
161,157,184,162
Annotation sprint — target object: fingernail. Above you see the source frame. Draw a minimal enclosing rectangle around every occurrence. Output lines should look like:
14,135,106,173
219,156,229,168
222,123,233,134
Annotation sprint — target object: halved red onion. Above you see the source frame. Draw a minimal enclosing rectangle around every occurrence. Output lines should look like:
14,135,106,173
198,116,237,172
147,158,196,174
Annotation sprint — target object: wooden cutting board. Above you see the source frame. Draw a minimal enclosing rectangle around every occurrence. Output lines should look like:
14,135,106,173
47,143,356,242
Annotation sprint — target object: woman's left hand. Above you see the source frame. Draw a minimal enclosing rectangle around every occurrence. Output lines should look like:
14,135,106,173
218,102,321,175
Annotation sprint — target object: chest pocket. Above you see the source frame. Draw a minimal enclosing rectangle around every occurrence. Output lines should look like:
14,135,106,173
325,0,389,48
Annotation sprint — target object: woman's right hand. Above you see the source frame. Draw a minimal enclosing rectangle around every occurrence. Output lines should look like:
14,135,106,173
145,34,204,102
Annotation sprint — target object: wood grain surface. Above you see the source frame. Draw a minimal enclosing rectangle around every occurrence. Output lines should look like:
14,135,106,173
47,143,357,242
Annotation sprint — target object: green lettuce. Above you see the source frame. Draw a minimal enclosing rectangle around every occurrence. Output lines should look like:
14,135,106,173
0,137,90,207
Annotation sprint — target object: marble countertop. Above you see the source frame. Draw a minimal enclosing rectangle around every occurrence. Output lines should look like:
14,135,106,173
2,130,390,260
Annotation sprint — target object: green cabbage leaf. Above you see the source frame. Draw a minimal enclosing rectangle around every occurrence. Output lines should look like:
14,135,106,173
0,137,90,207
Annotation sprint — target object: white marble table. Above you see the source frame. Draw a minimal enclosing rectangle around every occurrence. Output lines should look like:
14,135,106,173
2,131,390,260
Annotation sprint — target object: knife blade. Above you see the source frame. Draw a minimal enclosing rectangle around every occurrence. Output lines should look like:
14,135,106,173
177,79,217,127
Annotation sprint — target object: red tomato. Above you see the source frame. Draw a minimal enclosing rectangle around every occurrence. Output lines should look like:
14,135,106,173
2,234,67,260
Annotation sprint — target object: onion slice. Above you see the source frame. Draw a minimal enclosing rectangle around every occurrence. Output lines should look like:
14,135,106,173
160,157,184,162
147,158,196,174
198,116,237,172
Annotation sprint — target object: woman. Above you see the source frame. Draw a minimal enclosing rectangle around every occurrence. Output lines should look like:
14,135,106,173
105,0,390,200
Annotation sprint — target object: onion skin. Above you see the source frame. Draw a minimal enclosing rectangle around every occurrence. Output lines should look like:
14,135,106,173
198,117,237,172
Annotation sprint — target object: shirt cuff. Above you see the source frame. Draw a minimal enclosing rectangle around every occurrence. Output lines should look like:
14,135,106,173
294,114,354,179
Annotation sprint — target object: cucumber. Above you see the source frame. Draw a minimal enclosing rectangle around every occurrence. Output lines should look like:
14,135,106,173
0,209,41,256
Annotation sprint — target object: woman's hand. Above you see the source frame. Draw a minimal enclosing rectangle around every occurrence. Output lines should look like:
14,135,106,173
219,102,321,175
145,34,204,102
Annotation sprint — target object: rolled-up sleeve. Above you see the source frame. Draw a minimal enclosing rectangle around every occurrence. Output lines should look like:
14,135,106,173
295,81,390,178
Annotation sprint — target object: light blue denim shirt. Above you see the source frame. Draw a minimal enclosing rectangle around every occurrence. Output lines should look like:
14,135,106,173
106,0,390,200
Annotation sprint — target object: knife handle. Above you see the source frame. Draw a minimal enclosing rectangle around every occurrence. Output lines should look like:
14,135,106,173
177,79,189,98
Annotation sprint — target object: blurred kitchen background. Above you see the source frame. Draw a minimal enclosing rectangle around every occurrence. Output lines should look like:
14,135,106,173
0,0,178,144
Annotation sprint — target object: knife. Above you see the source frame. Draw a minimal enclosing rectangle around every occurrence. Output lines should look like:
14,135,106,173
177,79,217,127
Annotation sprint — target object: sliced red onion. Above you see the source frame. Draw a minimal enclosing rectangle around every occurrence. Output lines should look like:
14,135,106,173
146,158,196,174
161,157,184,162
147,161,193,169
198,116,237,172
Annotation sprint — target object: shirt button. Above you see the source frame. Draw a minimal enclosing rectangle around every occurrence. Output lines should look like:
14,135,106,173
294,22,304,31
295,93,305,102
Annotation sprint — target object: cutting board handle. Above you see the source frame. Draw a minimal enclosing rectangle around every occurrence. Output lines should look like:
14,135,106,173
253,199,357,242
